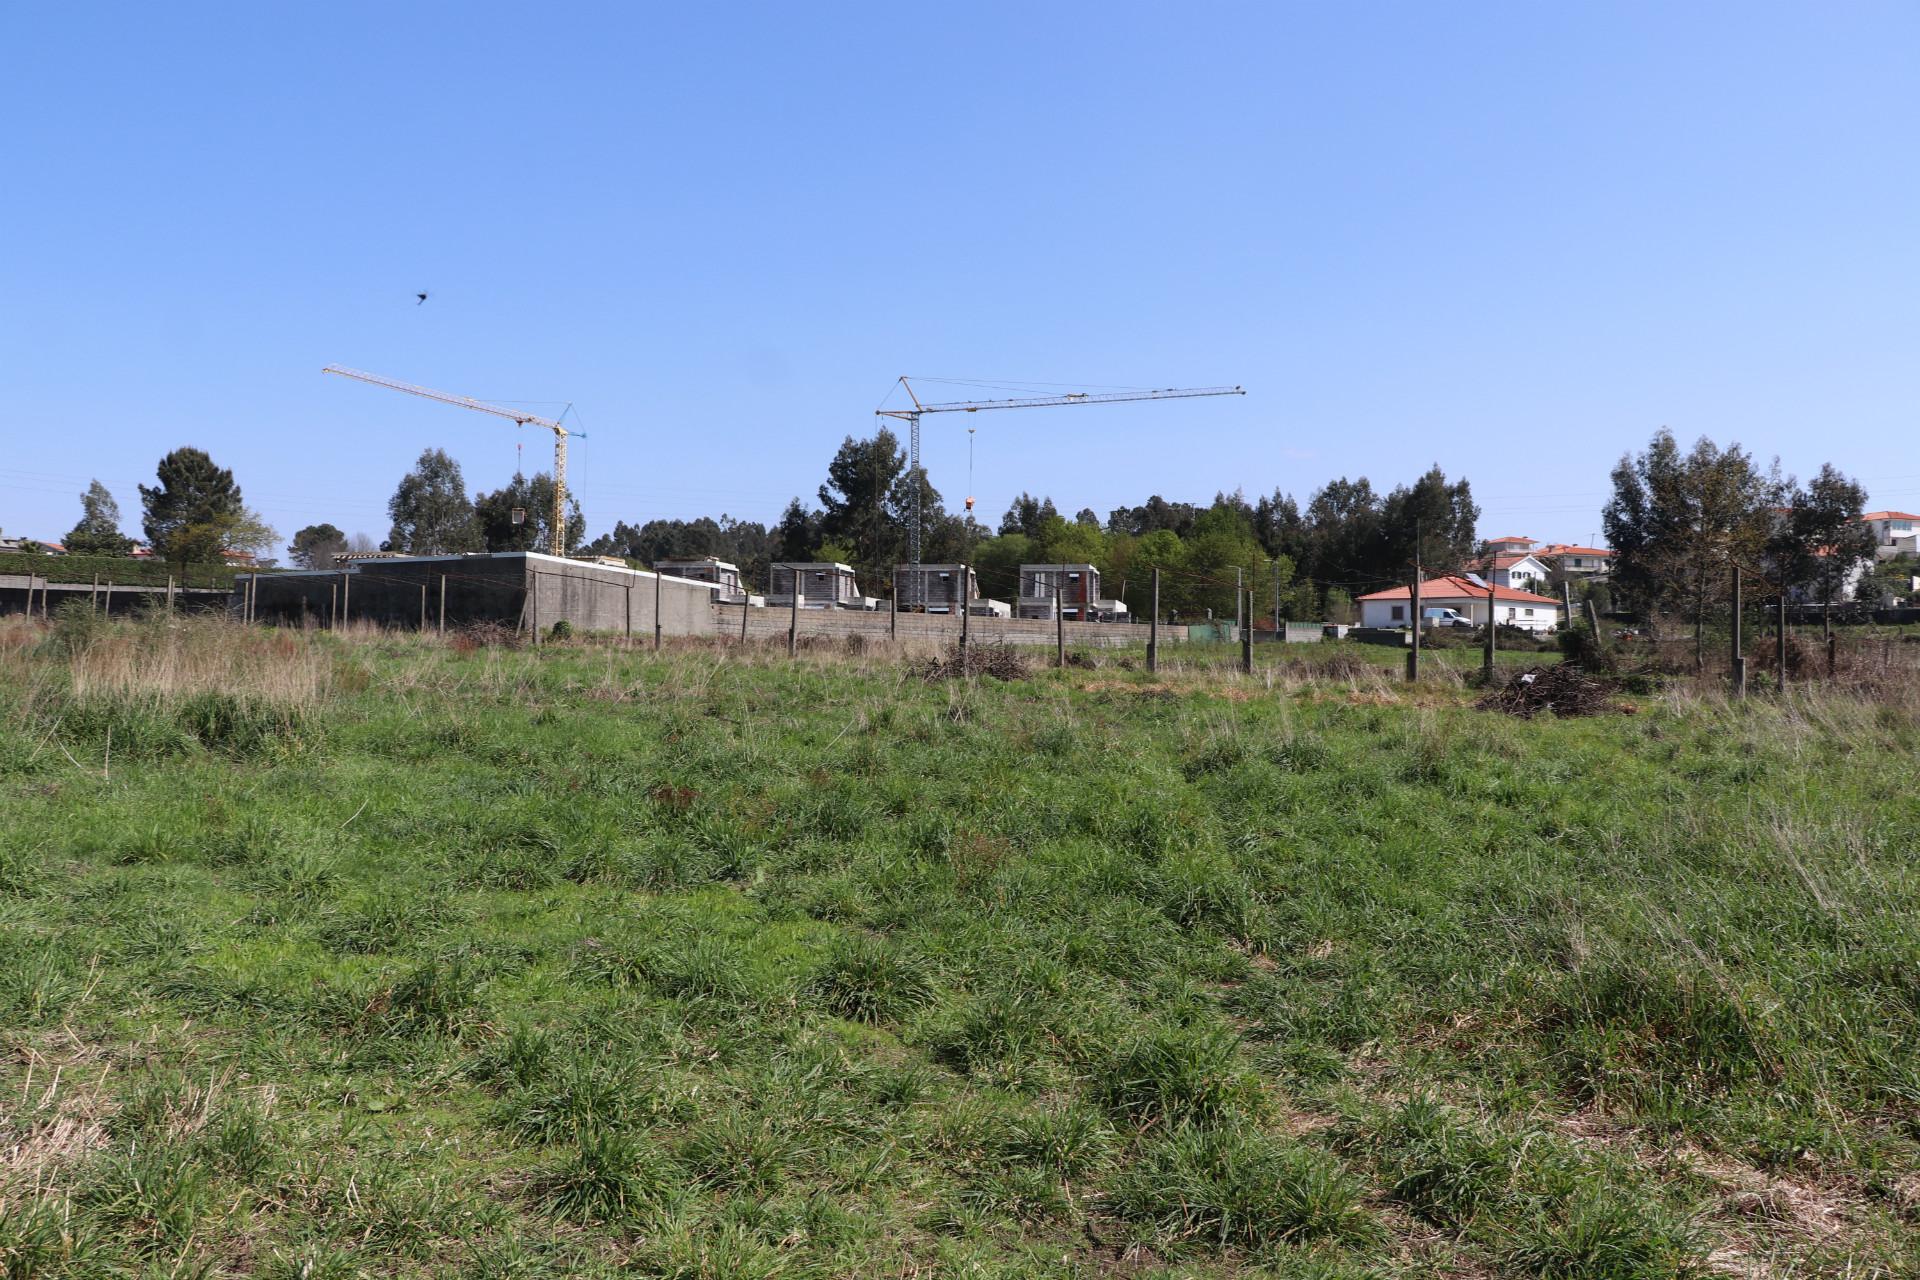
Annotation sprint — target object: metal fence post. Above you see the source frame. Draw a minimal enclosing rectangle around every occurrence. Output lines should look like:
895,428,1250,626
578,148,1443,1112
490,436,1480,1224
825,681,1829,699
439,574,447,636
1055,578,1064,668
961,563,971,659
1406,572,1421,682
787,566,798,658
654,569,663,652
1776,591,1788,690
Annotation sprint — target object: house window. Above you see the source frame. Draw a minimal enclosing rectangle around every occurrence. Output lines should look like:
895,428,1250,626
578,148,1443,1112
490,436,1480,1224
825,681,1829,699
1524,608,1534,616
1506,607,1515,619
1390,605,1404,621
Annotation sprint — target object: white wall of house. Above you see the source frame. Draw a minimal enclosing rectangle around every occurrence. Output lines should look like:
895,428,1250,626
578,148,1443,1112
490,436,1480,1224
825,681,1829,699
1359,593,1560,633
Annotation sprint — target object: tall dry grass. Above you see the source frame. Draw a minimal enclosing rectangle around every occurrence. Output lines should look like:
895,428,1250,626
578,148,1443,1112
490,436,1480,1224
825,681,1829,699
71,619,333,706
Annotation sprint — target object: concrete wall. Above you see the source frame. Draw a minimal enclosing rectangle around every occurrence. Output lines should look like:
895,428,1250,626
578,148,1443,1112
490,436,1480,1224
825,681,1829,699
722,603,1186,649
238,553,719,637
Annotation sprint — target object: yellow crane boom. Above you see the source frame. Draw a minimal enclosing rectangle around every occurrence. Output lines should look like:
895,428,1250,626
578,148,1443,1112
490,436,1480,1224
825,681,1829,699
323,365,583,556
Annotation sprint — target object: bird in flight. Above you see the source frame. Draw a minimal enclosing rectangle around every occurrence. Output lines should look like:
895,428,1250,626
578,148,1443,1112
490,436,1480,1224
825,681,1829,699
416,292,429,306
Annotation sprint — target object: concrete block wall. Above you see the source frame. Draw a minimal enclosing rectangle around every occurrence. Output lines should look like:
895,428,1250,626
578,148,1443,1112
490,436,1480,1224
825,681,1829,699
719,604,1186,649
238,553,719,636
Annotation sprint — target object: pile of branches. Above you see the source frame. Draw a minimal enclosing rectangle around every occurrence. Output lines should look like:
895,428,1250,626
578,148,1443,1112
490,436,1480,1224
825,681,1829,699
918,640,1030,682
1476,663,1614,719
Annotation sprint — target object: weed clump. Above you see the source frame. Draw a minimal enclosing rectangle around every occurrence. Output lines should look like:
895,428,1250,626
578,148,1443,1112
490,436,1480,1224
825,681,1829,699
804,932,936,1023
1112,1127,1376,1251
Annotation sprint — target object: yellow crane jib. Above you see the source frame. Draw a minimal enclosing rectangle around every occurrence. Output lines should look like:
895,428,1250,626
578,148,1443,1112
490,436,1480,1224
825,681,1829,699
322,365,584,556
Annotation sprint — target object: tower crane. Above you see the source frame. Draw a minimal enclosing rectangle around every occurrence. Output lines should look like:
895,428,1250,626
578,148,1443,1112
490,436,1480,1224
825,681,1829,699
323,365,585,556
877,377,1245,568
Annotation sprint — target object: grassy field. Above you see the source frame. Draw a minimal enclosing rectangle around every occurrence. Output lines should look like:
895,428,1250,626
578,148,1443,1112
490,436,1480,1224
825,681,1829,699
1,614,1916,1278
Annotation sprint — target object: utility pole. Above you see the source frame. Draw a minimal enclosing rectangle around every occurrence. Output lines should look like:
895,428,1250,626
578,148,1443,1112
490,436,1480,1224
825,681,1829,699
1731,565,1746,696
1148,568,1160,673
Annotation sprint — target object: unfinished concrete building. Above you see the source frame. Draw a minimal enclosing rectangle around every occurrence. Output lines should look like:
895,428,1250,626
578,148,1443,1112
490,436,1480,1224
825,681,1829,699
655,557,747,602
767,562,870,610
1015,563,1127,621
892,563,978,613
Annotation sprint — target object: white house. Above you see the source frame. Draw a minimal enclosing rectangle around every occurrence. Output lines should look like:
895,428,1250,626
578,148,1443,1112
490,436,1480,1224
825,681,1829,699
1356,574,1564,634
1859,511,1920,561
1467,551,1552,592
1535,544,1613,579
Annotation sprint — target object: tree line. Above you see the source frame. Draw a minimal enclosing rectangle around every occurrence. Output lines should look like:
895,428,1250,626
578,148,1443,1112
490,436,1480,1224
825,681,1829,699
585,427,1483,621
1603,428,1882,648
32,429,1892,631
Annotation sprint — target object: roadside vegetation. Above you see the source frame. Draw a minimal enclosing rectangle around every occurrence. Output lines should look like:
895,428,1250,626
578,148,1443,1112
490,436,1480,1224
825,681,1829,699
1,613,1915,1277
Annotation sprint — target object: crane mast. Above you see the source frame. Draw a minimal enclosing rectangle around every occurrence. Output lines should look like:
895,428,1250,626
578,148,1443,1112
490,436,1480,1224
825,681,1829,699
323,365,583,556
877,377,1245,568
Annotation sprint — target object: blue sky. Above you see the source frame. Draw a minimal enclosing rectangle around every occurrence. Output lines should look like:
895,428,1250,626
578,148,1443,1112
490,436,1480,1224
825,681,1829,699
4,2,1916,553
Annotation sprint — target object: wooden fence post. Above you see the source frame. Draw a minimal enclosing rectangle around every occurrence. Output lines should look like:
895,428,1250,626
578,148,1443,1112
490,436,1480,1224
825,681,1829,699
1731,565,1745,697
167,575,176,614
1776,591,1788,690
1055,578,1064,668
961,564,971,660
1406,572,1422,683
1147,568,1160,673
1483,581,1496,679
1241,589,1253,673
419,582,428,631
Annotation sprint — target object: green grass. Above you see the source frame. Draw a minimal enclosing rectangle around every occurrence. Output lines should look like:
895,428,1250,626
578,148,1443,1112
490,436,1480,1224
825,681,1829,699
0,616,1916,1277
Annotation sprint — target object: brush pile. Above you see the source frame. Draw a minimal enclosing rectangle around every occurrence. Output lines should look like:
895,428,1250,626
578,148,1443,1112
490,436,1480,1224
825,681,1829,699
918,640,1030,681
1477,663,1613,718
